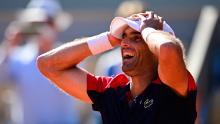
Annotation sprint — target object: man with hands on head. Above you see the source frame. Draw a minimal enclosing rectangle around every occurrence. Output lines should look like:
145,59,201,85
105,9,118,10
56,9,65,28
37,11,197,124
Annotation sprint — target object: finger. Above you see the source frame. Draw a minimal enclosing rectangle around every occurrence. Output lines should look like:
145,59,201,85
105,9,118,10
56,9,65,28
150,11,154,19
145,11,154,20
127,17,140,21
145,11,151,14
158,16,163,22
136,14,147,21
128,14,140,21
131,13,149,18
154,14,159,20
130,14,138,18
139,13,149,17
158,16,164,25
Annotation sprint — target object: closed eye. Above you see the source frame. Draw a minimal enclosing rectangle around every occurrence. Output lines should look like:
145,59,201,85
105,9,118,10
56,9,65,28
130,35,142,42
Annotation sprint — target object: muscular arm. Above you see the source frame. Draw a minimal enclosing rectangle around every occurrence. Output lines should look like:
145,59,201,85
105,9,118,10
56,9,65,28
143,31,188,96
37,33,120,104
37,38,93,103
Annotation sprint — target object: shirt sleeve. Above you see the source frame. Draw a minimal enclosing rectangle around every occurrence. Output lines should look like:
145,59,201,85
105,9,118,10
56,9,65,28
86,73,113,111
187,70,197,92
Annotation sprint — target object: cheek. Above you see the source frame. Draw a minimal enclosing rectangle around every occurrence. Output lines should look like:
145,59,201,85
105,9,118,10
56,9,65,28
136,45,152,65
137,44,150,58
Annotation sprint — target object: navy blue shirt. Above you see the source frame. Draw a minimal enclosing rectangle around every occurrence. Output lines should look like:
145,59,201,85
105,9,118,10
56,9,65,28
87,72,197,124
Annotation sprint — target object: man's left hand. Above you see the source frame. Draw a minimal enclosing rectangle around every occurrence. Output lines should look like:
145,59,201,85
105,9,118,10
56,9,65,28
129,11,164,31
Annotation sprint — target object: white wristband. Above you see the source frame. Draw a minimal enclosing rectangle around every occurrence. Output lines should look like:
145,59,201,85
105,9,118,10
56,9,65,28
87,32,113,55
141,28,157,41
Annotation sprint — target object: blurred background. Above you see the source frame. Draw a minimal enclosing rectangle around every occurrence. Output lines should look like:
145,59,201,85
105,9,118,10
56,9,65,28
0,0,219,124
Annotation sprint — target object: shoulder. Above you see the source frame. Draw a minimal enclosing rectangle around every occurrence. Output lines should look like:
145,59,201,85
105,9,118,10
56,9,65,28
153,70,197,96
186,70,197,92
87,73,129,93
107,73,129,89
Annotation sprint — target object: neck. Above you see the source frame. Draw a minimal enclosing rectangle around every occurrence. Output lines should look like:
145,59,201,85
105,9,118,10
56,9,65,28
130,72,154,98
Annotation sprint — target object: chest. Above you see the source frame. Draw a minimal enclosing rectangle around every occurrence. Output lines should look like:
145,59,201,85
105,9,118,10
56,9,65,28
98,84,193,124
99,85,162,124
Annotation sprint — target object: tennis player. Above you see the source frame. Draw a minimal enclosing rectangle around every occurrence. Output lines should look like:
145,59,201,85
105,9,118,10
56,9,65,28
37,11,197,124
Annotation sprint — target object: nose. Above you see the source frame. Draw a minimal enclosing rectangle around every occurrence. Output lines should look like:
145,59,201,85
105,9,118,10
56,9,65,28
121,38,131,48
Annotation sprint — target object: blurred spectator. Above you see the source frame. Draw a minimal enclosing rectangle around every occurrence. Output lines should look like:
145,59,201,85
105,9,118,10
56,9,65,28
95,0,147,76
0,21,24,124
0,0,82,124
115,0,147,17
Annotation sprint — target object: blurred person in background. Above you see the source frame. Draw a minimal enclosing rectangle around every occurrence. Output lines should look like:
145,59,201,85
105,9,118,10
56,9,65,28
0,0,81,124
0,20,28,124
95,0,147,76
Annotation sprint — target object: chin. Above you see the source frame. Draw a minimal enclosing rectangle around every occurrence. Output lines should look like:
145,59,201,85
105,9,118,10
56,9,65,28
122,65,138,77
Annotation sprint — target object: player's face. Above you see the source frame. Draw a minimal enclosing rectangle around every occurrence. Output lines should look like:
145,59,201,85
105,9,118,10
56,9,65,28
120,27,157,76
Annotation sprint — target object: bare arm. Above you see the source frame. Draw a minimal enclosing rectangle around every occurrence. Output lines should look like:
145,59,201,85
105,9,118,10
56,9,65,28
37,38,93,103
139,12,188,96
37,33,120,104
145,32,188,96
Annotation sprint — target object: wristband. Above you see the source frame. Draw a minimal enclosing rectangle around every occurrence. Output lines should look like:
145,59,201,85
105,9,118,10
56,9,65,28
87,32,113,55
141,27,157,41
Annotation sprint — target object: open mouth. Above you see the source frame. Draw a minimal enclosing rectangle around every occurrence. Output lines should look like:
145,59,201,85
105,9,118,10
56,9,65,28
122,50,135,64
123,53,134,60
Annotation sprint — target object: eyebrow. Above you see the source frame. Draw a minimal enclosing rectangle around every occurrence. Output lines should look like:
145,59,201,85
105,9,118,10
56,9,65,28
122,31,141,38
129,31,141,36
